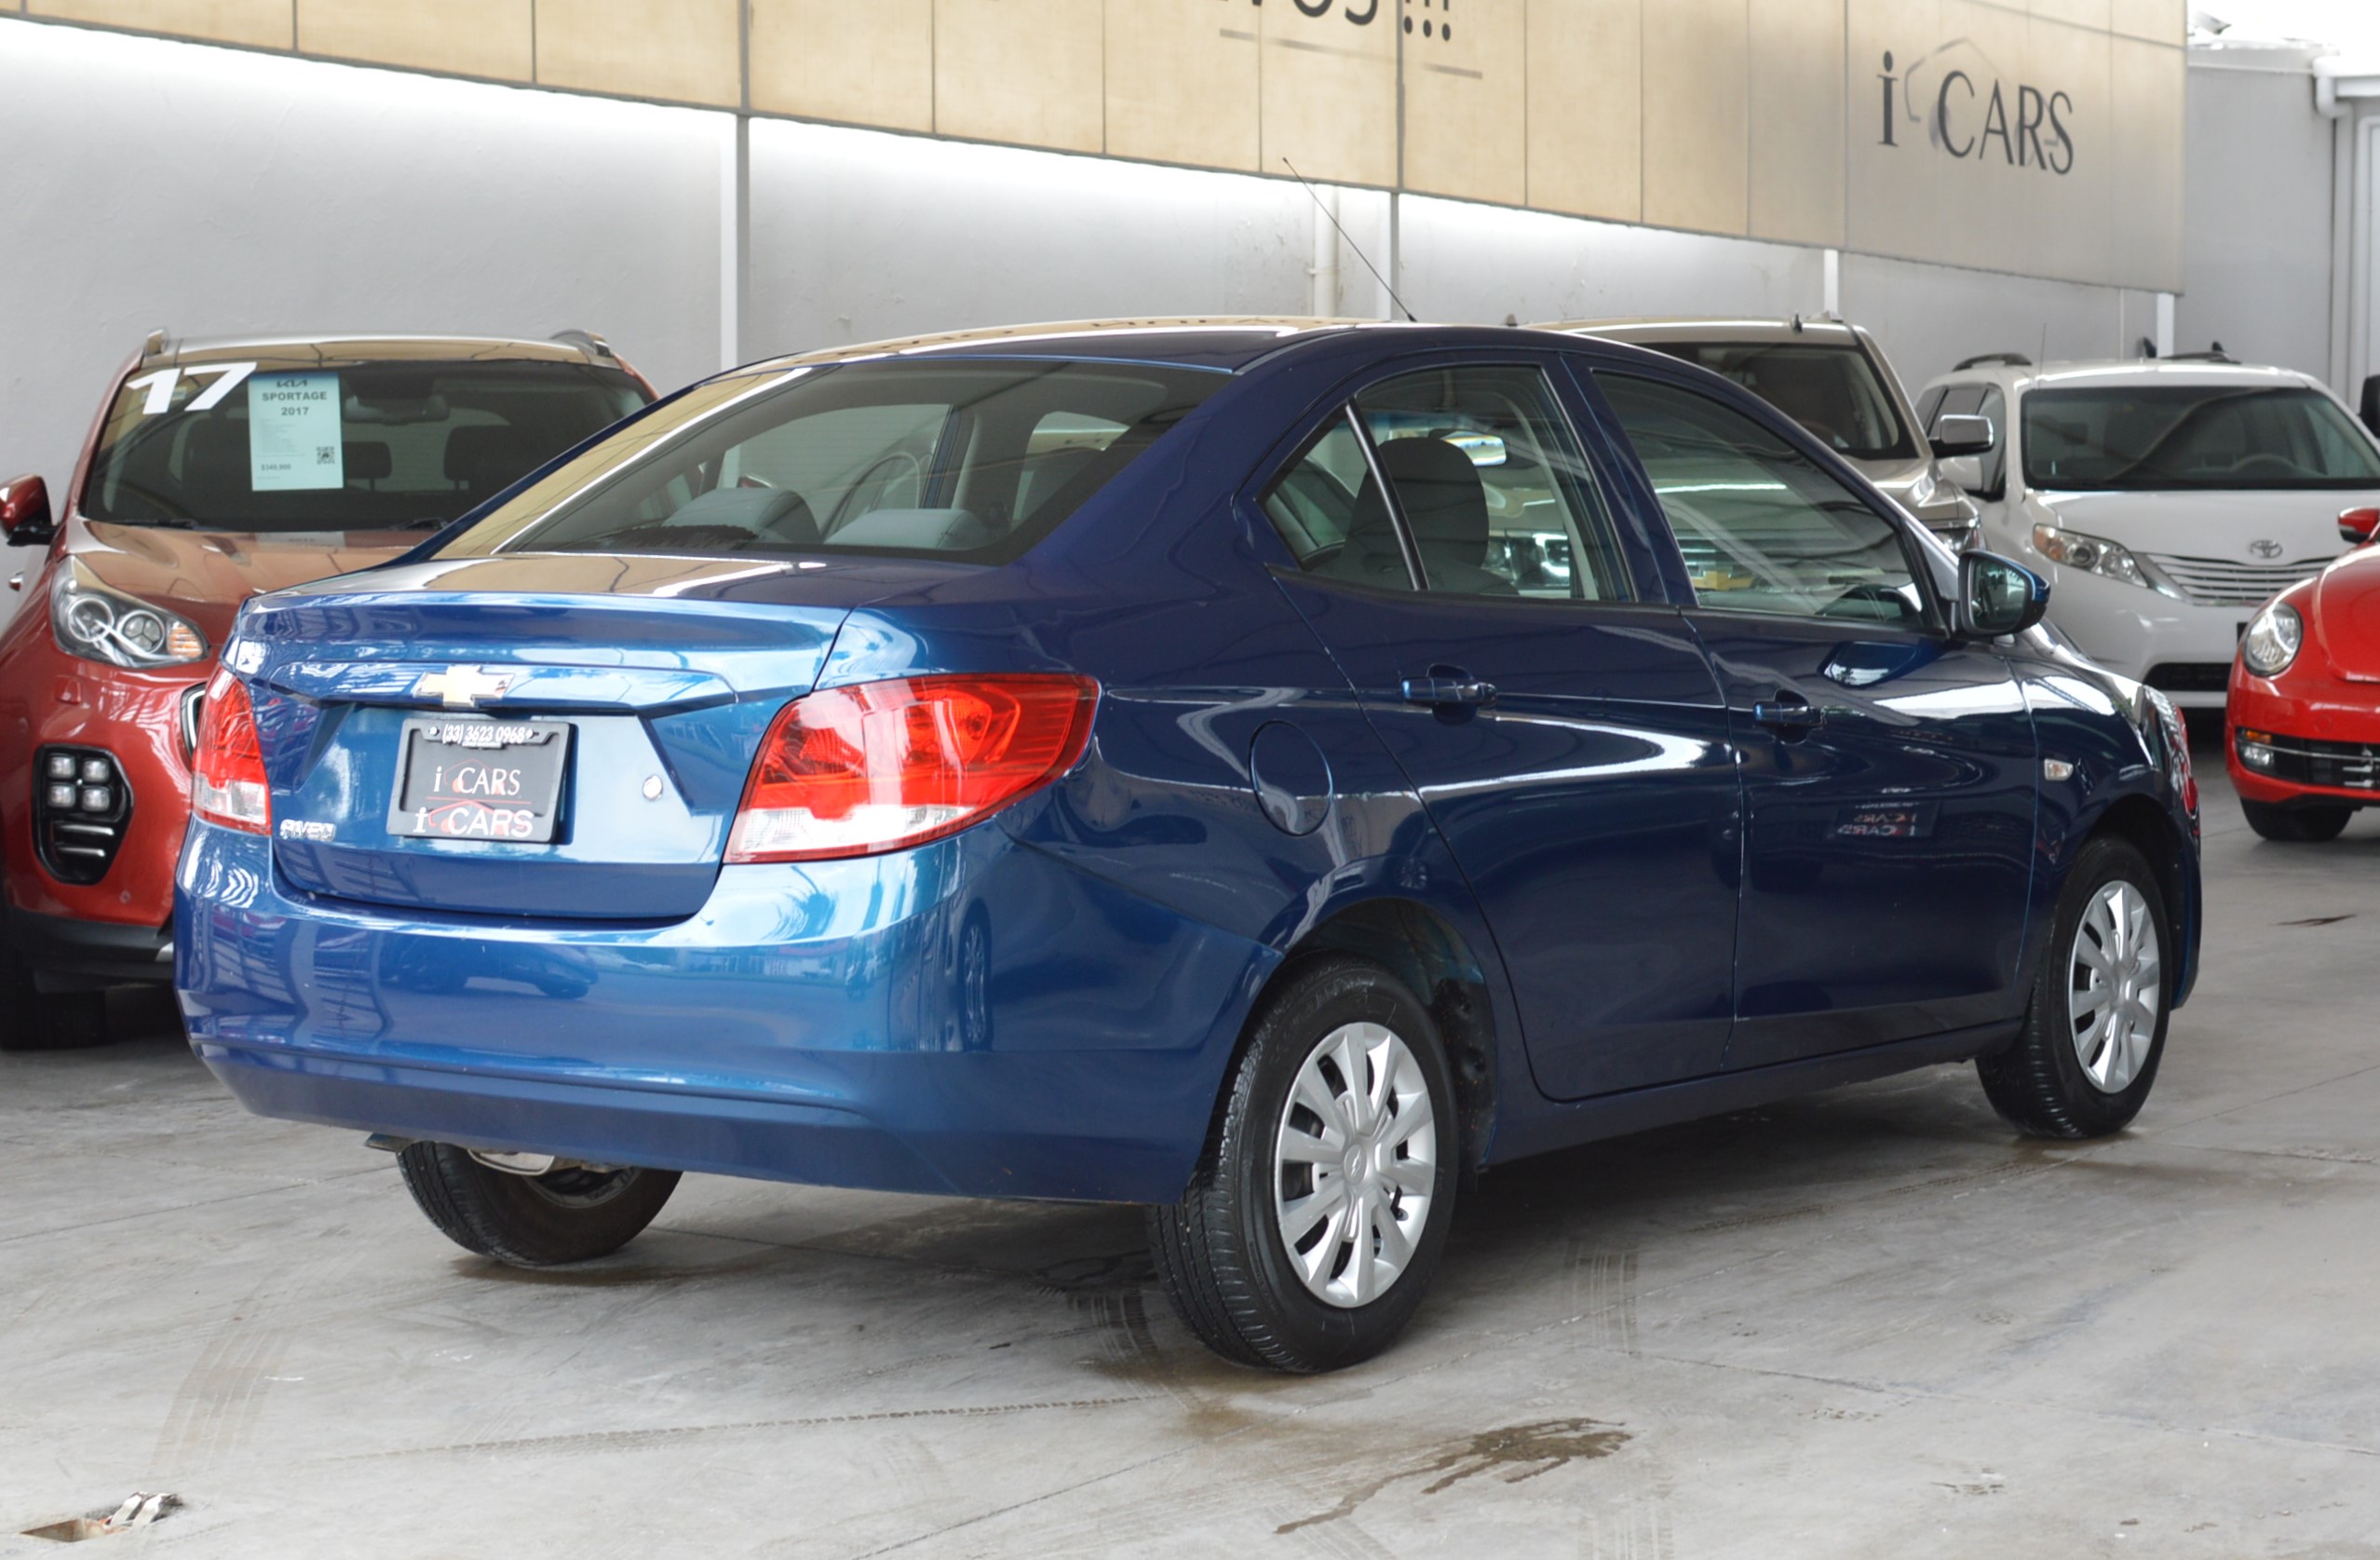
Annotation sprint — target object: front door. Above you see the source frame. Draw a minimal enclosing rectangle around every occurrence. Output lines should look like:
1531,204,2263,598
1256,359,1743,1101
1594,370,2038,1068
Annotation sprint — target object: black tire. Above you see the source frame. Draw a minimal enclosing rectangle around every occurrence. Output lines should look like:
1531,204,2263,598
1978,836,2171,1138
1146,956,1459,1373
0,939,109,1052
2239,798,2352,842
395,1142,680,1267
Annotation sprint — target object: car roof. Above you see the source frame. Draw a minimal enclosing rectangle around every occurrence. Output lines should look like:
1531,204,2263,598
1535,316,1869,348
736,318,1602,375
153,333,617,371
1927,358,2330,393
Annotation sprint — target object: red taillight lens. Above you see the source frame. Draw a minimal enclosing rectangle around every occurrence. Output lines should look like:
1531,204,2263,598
726,674,1098,863
191,668,270,834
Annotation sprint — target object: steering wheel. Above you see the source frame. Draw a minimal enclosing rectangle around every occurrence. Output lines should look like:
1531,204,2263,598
828,450,926,532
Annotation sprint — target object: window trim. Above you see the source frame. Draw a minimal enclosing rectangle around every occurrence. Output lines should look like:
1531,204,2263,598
1589,363,1952,638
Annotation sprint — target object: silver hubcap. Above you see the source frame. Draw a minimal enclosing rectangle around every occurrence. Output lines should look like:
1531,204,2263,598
1272,1022,1439,1309
2069,880,2161,1093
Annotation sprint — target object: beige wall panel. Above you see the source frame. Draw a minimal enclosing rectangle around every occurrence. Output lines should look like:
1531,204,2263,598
936,0,1104,155
1402,0,1525,207
299,0,533,80
2108,34,2184,291
535,0,739,105
1643,0,1748,236
2110,0,2182,43
1524,0,1640,222
1748,0,1845,248
1103,0,1258,171
30,0,290,48
751,0,932,131
1259,4,1396,188
2026,0,2108,28
2020,10,2110,285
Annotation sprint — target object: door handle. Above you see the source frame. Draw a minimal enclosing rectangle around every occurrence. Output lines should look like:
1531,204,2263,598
1402,676,1497,709
1751,692,1824,731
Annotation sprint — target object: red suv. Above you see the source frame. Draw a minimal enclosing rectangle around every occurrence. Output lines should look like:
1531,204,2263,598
0,332,653,1048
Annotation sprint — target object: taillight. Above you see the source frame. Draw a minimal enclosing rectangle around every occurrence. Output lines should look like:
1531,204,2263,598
192,668,270,834
726,674,1098,862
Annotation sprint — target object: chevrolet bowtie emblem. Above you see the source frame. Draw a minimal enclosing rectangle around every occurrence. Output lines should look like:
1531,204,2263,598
412,666,516,709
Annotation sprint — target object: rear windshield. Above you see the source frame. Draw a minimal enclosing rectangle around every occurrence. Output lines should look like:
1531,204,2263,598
80,359,648,532
2022,385,2380,491
439,359,1224,564
1648,342,1916,462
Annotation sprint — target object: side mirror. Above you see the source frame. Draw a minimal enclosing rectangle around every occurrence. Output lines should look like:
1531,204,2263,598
1955,550,2048,639
0,475,53,548
1937,454,1986,492
2342,506,2380,547
2360,375,2380,438
1930,413,1995,457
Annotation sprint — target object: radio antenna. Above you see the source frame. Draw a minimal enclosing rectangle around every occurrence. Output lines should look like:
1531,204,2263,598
1282,157,1416,323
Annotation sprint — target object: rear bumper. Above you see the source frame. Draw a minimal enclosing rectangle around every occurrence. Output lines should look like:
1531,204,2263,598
5,904,174,989
174,821,1272,1204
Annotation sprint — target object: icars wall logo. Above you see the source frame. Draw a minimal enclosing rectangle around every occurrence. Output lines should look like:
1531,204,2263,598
1877,43,2075,174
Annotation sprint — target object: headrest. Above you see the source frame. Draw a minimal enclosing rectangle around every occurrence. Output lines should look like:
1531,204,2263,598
344,441,393,482
444,424,540,492
1376,437,1490,549
661,485,819,546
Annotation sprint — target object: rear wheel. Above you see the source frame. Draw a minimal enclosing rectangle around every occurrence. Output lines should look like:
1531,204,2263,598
1977,836,2170,1138
2239,798,2352,842
1147,956,1458,1373
396,1142,680,1267
0,939,108,1052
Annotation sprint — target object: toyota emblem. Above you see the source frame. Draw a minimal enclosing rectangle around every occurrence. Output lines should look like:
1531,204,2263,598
2249,539,2284,560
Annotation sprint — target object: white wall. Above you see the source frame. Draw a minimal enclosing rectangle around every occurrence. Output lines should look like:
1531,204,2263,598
2178,58,2336,380
0,18,725,509
1843,254,2156,390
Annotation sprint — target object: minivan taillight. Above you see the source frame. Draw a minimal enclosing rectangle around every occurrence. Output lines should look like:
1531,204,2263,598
192,668,270,834
726,674,1098,863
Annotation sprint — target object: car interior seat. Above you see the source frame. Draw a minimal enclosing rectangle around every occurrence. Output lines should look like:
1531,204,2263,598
1330,437,1513,593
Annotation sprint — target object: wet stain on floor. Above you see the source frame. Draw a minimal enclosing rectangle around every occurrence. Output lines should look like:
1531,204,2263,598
1276,1418,1631,1533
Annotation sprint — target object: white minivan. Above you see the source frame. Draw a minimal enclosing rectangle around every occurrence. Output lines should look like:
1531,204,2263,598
1916,353,2380,710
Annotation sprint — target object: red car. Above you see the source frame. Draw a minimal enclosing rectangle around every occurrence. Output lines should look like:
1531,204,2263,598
0,332,653,1048
2226,505,2380,840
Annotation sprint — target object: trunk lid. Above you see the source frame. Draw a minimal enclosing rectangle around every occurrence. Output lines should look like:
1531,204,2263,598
237,553,947,919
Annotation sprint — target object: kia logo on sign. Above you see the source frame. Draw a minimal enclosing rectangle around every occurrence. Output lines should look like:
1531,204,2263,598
2249,539,2285,560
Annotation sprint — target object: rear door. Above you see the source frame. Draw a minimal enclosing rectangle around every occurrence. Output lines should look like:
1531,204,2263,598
1591,369,2038,1067
1257,355,1743,1101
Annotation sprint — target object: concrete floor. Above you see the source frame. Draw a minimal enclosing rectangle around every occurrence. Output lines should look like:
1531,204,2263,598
5,748,2378,1559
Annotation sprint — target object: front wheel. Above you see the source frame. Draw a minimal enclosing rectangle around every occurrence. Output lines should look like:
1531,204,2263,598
396,1143,680,1267
1147,956,1459,1372
2239,798,2352,842
1978,836,2171,1138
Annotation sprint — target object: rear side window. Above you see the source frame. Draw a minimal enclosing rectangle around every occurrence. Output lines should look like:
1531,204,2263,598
1258,362,1631,603
1599,373,1927,629
449,360,1222,563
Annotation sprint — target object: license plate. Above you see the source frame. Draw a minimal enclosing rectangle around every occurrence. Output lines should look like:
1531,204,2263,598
386,717,572,843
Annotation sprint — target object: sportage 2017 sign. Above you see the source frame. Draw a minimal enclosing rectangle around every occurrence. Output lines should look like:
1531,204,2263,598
1877,47,2076,174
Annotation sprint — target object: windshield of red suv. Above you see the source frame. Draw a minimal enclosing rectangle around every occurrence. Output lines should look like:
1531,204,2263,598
2022,384,2380,491
79,358,648,531
1646,342,1917,462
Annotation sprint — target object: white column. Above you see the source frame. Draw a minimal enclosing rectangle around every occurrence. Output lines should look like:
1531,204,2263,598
1822,248,1841,319
2154,292,2174,359
1309,184,1340,318
719,114,750,371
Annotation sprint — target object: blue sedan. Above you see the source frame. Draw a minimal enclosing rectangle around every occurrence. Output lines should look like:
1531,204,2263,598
177,321,2201,1371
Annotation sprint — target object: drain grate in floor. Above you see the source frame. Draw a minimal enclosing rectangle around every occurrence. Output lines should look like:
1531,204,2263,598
20,1493,182,1543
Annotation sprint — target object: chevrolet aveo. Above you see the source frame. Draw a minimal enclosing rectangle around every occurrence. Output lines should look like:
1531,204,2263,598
177,322,2202,1371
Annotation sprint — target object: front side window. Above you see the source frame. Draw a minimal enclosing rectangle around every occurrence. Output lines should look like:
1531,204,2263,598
441,359,1223,563
81,359,647,532
1647,342,1917,462
1599,373,1927,629
2022,385,2380,491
